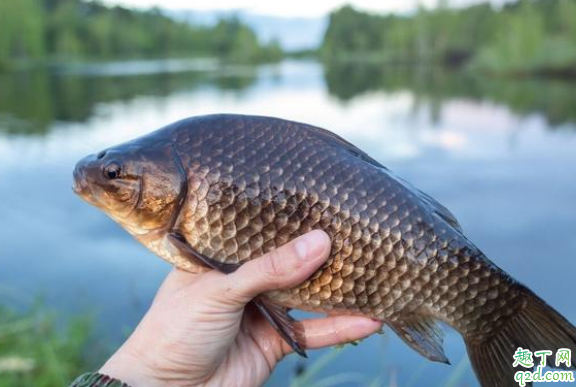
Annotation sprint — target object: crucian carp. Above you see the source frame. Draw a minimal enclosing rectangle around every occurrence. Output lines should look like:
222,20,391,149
73,114,576,387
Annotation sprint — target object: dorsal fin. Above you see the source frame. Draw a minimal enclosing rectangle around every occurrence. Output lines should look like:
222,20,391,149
387,172,463,233
308,124,463,232
415,188,463,232
307,125,388,170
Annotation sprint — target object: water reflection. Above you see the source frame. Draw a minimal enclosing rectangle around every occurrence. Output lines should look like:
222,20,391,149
2,59,576,138
323,60,576,127
0,62,258,135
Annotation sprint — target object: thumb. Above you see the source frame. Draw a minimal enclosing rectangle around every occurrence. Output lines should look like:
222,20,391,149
222,230,331,304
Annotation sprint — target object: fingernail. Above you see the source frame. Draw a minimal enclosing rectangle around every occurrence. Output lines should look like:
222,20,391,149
295,230,326,261
295,237,309,260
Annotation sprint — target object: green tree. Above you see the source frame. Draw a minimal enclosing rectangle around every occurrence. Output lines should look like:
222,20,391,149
0,0,45,67
0,0,283,68
321,0,576,76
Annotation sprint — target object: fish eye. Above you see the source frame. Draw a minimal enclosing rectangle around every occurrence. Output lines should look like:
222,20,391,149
104,163,122,180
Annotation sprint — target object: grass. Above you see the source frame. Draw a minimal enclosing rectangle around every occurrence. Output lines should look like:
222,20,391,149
0,306,108,387
0,303,472,387
289,346,373,387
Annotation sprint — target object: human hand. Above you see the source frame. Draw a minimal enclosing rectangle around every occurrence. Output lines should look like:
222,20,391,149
99,230,383,387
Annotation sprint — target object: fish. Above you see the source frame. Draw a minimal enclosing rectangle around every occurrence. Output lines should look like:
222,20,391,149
73,114,576,387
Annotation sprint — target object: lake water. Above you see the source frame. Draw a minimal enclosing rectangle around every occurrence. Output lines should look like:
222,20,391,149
1,59,575,386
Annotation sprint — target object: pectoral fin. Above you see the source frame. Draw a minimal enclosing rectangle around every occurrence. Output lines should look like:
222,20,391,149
168,231,240,274
167,231,307,357
389,316,449,364
254,297,307,358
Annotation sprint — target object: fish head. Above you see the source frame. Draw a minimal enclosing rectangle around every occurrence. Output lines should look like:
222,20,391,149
73,138,183,235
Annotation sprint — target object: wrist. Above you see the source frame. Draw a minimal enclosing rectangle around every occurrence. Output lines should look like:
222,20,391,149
99,347,162,387
70,372,131,387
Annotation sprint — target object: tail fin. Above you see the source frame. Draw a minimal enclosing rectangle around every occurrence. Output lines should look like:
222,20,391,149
465,286,576,387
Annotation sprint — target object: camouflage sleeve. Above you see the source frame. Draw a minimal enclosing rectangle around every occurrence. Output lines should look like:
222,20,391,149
69,373,130,387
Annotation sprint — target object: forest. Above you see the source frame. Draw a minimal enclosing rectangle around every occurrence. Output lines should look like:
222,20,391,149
321,0,576,76
0,0,282,68
3,0,575,77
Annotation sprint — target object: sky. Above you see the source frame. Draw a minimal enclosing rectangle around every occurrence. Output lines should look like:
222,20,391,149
100,0,510,18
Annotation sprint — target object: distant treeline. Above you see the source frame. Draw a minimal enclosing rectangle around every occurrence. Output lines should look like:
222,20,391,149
0,0,282,68
321,0,576,76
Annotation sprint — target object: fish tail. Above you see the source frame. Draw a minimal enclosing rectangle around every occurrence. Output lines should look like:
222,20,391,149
465,285,576,387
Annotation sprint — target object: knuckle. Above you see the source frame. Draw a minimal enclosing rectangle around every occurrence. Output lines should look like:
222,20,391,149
260,249,285,281
331,318,342,339
331,318,354,343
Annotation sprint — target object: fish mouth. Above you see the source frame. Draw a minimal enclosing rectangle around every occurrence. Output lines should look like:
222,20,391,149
72,166,84,195
72,157,97,202
72,164,88,195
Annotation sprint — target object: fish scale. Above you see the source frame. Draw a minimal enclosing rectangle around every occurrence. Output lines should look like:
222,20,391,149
74,114,576,387
170,116,521,332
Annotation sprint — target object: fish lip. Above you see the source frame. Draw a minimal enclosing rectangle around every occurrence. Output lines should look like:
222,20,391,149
72,167,83,194
72,159,93,197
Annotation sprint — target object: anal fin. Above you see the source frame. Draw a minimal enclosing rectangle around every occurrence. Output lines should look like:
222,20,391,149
389,316,449,364
254,297,307,358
